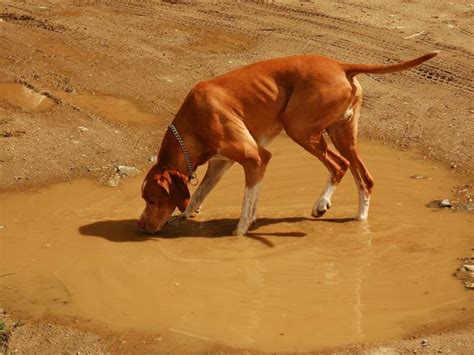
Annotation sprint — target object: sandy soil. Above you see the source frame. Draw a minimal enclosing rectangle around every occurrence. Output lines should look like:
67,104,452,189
0,0,473,353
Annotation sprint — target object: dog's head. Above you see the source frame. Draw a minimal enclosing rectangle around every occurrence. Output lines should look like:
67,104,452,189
137,169,190,233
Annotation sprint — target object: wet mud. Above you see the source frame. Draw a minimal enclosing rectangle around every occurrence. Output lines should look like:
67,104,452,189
0,136,472,352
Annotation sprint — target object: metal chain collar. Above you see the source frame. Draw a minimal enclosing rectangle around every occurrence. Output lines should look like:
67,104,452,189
168,124,199,186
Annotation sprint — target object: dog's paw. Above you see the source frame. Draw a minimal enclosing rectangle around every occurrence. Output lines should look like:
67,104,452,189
232,226,249,236
183,206,201,219
312,199,332,218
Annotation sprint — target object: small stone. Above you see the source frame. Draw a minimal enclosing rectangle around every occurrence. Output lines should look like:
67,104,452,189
465,282,474,289
426,199,452,208
105,173,121,187
149,155,157,164
439,199,452,208
410,175,426,179
463,265,474,272
421,339,429,346
0,225,4,229
0,308,5,314
77,126,89,132
117,165,140,176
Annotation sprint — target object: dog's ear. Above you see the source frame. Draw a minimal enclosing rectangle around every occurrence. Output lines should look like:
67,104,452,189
168,171,190,212
153,171,172,194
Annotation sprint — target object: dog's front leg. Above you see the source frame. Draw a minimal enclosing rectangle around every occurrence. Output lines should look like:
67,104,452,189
233,147,271,236
233,181,263,236
182,159,233,218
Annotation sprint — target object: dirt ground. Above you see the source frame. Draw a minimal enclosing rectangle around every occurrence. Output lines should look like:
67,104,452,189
0,0,473,353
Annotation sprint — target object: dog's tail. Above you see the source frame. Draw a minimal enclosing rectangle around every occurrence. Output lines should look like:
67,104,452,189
342,51,439,78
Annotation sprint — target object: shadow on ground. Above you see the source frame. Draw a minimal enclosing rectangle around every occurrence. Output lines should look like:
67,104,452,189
78,216,355,247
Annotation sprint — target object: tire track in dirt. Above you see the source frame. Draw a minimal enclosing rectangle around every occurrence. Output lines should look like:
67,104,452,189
231,2,473,92
0,12,66,32
104,0,473,92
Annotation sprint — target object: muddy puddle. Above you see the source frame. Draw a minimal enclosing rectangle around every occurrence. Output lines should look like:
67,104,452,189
0,136,472,352
52,91,160,124
0,83,55,112
0,82,159,123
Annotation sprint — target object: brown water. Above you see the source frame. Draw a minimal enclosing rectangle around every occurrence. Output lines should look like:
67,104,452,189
53,91,160,123
0,136,472,352
0,83,159,123
0,83,55,112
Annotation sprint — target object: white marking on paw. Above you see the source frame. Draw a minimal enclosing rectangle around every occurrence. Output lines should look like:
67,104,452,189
312,179,336,217
357,191,370,221
234,181,262,235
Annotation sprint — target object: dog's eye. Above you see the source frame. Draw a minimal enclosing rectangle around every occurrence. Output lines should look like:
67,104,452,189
147,198,157,205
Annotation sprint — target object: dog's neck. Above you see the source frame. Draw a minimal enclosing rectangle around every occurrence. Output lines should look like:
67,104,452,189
156,125,200,179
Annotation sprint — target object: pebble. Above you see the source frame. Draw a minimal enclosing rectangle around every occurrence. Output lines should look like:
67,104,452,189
421,339,429,346
439,199,452,208
410,175,427,179
463,264,474,272
77,126,89,132
465,282,474,289
426,199,452,208
0,225,4,229
117,165,140,176
0,308,5,314
149,155,157,164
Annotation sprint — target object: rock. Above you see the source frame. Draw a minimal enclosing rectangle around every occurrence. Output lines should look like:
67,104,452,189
149,155,157,164
0,308,5,314
439,199,452,208
78,126,89,132
105,173,121,187
465,282,474,289
117,165,140,176
410,175,427,179
421,339,429,346
463,264,474,272
0,225,4,229
426,199,452,208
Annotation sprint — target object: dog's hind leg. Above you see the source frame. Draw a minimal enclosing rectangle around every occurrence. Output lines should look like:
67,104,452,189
182,158,233,218
284,127,350,217
311,138,350,217
327,102,374,221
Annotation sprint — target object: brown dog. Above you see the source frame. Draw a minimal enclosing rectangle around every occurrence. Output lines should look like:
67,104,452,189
138,52,438,235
